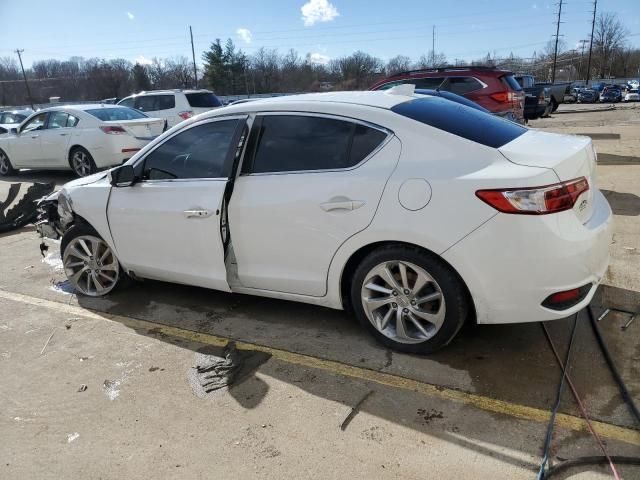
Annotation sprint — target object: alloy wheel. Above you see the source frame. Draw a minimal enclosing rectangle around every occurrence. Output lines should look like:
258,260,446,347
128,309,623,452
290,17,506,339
360,260,446,344
63,235,119,296
71,150,91,177
0,152,10,175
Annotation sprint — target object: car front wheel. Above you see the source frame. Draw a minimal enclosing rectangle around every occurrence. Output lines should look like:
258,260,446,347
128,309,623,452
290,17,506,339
351,246,469,354
0,149,15,176
61,224,124,296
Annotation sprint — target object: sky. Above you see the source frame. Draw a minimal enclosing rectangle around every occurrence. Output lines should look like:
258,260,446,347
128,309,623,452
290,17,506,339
1,0,639,69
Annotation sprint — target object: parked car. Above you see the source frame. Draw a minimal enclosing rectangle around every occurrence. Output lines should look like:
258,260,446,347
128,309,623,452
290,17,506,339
369,66,525,123
100,98,120,104
0,105,165,177
117,89,222,128
36,89,612,354
577,89,598,103
623,89,639,102
513,75,550,121
599,87,622,103
0,109,33,134
534,81,571,112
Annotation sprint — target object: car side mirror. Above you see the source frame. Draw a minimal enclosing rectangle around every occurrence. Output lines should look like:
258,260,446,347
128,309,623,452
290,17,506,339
109,164,136,187
10,128,18,135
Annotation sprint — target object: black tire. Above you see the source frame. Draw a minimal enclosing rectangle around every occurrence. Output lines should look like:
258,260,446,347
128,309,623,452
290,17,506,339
69,147,97,177
0,148,15,176
550,99,559,112
61,223,130,295
350,245,470,354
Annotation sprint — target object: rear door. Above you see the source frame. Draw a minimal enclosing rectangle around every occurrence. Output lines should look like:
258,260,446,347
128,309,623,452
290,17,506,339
229,113,400,297
39,110,75,166
107,116,247,290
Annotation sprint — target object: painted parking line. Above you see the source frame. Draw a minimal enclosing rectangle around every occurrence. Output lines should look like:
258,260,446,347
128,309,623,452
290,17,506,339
1,288,639,446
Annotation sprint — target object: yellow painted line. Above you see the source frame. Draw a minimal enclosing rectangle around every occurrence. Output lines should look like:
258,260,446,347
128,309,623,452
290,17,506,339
1,288,639,446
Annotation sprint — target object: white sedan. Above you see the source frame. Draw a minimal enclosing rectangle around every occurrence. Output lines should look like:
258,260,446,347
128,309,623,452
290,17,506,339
36,88,613,353
0,105,165,177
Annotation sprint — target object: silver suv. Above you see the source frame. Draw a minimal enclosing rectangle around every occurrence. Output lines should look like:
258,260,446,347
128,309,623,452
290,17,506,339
117,89,222,128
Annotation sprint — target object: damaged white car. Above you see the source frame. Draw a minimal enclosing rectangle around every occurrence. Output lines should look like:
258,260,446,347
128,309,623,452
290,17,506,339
37,89,613,353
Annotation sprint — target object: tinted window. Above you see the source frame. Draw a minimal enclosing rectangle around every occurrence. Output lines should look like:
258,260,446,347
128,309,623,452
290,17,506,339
502,75,523,92
391,97,526,148
135,95,175,112
21,113,47,133
47,111,69,129
86,107,148,121
248,116,386,174
186,92,222,108
0,112,26,124
443,77,483,95
118,97,135,108
67,115,79,127
143,119,240,180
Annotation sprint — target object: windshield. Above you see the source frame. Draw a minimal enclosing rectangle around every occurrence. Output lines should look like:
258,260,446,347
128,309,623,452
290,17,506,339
85,107,149,121
186,92,222,108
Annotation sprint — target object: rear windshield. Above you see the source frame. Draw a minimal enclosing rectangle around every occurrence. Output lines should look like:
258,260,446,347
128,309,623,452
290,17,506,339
502,75,523,92
186,92,222,108
391,97,526,148
86,107,149,121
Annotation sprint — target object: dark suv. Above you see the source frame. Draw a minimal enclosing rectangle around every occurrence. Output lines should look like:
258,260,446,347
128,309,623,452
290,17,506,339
369,66,525,123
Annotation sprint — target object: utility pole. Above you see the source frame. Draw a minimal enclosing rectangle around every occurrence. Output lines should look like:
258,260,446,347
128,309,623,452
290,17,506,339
431,25,435,67
15,49,34,109
585,0,597,86
551,0,564,83
189,26,198,89
578,39,588,81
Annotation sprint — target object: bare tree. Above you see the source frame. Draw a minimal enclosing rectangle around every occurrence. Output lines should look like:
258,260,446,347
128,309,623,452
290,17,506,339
385,55,411,75
415,52,447,69
593,12,628,78
329,51,383,89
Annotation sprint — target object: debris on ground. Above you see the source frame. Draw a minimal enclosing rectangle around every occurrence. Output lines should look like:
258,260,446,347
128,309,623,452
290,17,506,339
66,432,79,443
103,379,121,400
77,384,87,392
340,390,374,431
0,182,54,233
40,328,56,355
188,342,271,399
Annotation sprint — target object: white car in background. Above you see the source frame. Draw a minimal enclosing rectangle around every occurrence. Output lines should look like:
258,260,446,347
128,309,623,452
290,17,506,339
37,89,612,353
117,89,222,128
0,109,33,134
0,105,165,177
623,89,639,102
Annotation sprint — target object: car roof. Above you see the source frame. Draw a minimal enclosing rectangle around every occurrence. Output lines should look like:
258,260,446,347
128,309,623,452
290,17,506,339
37,104,130,113
123,89,213,97
215,91,417,114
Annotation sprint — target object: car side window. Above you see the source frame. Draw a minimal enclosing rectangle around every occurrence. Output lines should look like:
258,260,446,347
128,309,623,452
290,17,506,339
47,111,70,129
441,77,483,95
135,95,175,112
119,97,135,108
67,115,79,127
143,119,241,180
21,113,48,133
246,115,387,174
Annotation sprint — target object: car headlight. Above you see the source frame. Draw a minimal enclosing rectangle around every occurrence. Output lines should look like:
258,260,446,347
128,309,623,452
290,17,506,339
57,190,74,227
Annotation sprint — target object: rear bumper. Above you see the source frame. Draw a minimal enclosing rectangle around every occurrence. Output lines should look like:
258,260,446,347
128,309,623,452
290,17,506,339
442,189,613,324
90,137,152,168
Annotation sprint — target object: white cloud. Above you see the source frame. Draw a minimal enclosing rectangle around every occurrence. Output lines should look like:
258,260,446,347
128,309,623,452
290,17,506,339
301,0,339,27
236,28,252,44
126,12,135,20
135,55,153,65
309,52,330,65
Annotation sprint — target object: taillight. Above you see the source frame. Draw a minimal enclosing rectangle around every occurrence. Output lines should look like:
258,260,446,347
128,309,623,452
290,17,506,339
490,92,511,104
476,177,589,215
542,284,592,310
178,111,194,120
100,126,127,134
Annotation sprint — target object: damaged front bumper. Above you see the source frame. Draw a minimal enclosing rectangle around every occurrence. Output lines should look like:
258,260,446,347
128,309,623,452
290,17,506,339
35,190,74,240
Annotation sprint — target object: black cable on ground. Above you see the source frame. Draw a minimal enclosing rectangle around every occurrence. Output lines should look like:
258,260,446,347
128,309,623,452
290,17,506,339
544,456,640,478
536,313,580,480
587,305,640,424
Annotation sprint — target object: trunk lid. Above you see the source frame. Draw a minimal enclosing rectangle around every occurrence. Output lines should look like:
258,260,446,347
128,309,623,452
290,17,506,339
499,130,596,223
103,118,165,139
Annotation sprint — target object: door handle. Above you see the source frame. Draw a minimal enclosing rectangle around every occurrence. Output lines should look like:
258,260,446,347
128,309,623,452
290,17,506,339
320,200,365,212
183,209,212,218
30,135,39,139
59,133,68,136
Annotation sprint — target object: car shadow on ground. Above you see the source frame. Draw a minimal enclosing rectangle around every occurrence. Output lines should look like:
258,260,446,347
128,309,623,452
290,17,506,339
2,170,75,187
597,153,640,166
601,189,640,216
69,278,639,467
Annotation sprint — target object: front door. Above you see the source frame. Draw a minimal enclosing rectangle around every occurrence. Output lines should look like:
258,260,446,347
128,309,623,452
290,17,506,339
10,112,48,167
39,111,75,167
107,116,246,291
229,113,401,297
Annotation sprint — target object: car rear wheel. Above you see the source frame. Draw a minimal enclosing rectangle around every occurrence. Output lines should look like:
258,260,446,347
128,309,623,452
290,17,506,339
351,245,469,354
550,99,559,112
70,147,97,177
61,224,124,297
0,149,15,176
